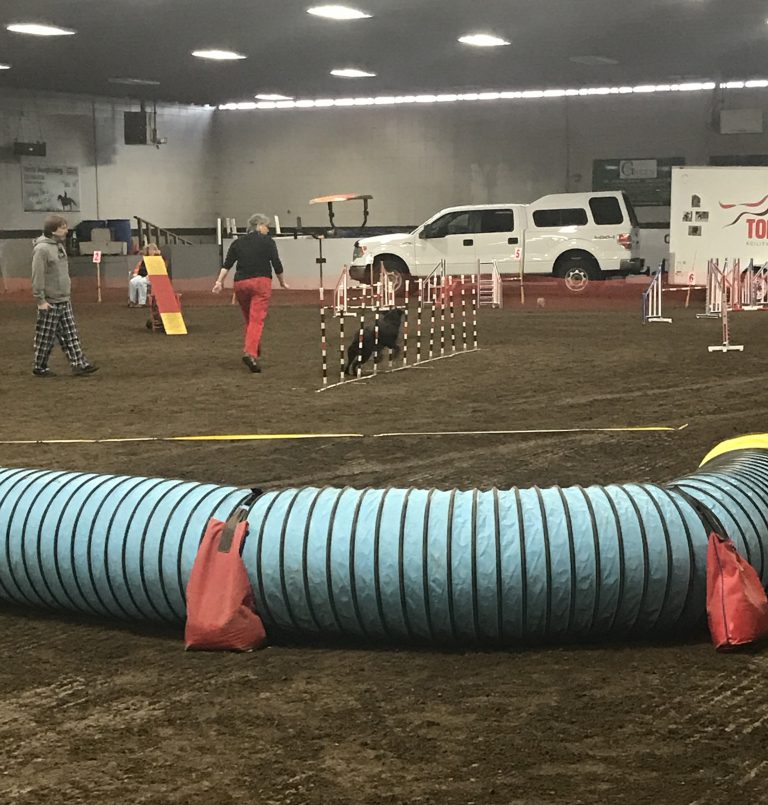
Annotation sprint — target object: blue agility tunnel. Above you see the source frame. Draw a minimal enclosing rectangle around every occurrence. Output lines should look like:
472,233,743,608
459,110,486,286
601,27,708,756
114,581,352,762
1,435,767,644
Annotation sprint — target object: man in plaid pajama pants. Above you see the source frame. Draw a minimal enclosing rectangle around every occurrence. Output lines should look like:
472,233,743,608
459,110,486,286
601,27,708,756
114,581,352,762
32,214,98,377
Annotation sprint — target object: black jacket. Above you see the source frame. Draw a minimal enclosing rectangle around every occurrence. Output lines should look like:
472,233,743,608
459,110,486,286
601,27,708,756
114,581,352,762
224,232,284,281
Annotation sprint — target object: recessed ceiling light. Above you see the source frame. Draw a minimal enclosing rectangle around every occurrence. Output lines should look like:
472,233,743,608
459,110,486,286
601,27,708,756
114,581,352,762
458,34,510,47
0,63,11,70
255,93,294,101
570,55,619,66
307,5,371,20
331,68,376,78
6,23,76,36
192,49,246,60
108,77,161,86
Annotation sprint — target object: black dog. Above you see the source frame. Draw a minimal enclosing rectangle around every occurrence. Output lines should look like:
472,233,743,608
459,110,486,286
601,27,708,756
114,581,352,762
344,308,405,375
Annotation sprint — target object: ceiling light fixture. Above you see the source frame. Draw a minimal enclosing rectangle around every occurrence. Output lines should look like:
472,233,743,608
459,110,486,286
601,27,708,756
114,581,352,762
458,33,510,47
108,77,161,86
255,93,294,100
219,78,768,111
331,68,376,78
0,63,11,70
307,5,372,20
192,49,246,60
6,23,76,36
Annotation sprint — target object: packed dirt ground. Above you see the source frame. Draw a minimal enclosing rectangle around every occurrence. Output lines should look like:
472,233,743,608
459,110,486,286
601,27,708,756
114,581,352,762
1,286,767,804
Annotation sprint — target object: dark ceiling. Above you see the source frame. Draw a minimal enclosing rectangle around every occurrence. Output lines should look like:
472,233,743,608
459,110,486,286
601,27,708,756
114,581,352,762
0,0,766,106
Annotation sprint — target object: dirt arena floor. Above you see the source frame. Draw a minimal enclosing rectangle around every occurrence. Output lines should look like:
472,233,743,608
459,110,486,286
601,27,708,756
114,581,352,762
1,286,768,804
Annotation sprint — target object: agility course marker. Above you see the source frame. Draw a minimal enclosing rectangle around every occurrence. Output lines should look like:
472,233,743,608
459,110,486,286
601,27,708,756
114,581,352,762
143,255,187,335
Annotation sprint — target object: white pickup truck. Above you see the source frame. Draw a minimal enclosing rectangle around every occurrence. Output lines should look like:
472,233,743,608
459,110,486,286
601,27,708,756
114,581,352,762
348,191,644,292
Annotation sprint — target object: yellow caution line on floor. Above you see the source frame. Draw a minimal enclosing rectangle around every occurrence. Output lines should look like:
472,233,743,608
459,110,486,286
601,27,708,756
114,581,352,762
0,425,687,445
373,425,689,437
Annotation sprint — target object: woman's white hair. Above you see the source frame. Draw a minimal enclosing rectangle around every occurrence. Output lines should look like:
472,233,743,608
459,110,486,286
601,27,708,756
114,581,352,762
247,213,270,232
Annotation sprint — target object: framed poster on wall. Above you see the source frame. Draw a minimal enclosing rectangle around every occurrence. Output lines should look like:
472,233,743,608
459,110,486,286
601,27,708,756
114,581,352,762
21,165,81,212
592,157,685,206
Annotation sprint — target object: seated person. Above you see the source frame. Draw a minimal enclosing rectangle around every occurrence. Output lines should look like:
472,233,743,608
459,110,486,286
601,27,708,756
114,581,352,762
129,243,162,307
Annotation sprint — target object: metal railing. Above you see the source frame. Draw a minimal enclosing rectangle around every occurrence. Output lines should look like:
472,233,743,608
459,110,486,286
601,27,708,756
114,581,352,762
134,216,193,247
476,260,504,307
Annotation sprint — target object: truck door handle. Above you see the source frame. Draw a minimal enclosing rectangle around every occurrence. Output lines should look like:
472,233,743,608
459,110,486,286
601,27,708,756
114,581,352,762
463,239,474,246
508,237,519,244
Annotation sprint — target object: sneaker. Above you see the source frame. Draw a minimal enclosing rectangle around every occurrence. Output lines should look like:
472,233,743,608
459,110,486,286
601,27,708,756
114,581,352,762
242,354,261,373
72,363,99,376
32,367,56,377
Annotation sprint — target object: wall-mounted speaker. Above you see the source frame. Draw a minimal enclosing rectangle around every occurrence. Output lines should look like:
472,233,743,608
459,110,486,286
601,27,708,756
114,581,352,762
124,111,149,145
13,141,46,157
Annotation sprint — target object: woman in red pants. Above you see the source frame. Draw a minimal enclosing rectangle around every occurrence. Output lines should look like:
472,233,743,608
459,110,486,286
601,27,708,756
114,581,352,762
212,213,289,372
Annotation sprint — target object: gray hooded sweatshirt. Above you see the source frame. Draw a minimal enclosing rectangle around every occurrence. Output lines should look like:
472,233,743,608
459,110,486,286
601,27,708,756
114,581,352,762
31,235,71,304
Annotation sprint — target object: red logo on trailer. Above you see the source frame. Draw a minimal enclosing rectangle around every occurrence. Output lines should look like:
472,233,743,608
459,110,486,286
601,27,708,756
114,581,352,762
719,195,768,237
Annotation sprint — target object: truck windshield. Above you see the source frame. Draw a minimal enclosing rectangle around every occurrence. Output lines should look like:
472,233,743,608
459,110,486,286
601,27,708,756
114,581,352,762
622,192,640,227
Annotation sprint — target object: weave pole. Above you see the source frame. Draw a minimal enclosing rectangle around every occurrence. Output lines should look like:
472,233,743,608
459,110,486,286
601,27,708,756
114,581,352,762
429,287,436,360
356,312,365,377
317,272,481,392
373,307,380,375
450,279,456,354
403,279,410,367
439,285,446,357
472,275,478,349
319,288,328,388
416,279,423,365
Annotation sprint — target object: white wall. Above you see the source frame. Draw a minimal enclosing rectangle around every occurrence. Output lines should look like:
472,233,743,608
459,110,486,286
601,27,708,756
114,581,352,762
0,89,216,231
212,100,569,229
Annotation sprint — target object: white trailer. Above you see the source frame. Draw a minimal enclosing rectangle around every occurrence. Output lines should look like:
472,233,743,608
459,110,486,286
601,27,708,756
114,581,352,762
669,166,768,286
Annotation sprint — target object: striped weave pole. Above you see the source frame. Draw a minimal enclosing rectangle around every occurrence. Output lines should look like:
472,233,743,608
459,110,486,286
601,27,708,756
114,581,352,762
472,276,478,349
439,281,446,357
460,275,467,351
416,279,423,366
373,307,380,375
450,279,456,354
319,288,328,388
429,281,436,360
403,279,410,367
357,312,365,377
339,313,346,381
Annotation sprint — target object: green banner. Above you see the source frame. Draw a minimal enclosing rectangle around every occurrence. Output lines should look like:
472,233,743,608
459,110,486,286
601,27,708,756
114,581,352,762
592,157,685,206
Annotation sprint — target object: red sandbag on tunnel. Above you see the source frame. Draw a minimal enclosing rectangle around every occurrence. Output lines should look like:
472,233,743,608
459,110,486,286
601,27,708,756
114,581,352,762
185,514,266,652
707,532,768,651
